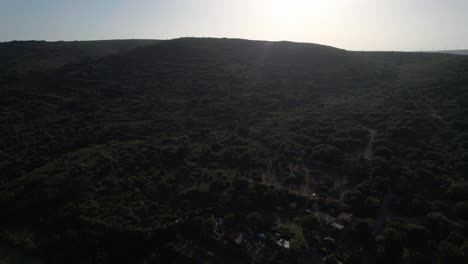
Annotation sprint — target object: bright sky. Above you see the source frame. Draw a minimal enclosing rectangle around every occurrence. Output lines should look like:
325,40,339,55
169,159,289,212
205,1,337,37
1,0,468,51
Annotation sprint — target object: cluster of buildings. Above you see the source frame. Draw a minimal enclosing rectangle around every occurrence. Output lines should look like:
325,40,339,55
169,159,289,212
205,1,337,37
206,200,355,263
302,203,353,232
313,210,353,230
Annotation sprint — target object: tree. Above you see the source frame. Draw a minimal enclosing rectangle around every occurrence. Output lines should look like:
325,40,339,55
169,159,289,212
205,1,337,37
323,254,339,264
401,249,426,264
344,189,365,209
191,216,215,239
246,211,264,229
203,217,216,237
208,179,225,193
447,181,468,200
455,202,468,220
410,194,427,216
460,240,468,262
310,144,343,163
290,232,309,257
350,218,374,243
425,212,452,239
300,215,320,231
438,240,463,263
404,224,428,250
363,197,381,216
377,227,403,263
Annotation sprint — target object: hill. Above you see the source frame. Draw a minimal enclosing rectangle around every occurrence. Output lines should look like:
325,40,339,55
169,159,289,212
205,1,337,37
1,38,468,264
0,39,161,77
430,49,468,55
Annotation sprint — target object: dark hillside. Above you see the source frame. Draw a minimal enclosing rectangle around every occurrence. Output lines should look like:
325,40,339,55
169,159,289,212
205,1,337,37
1,38,468,264
431,50,468,55
0,39,161,77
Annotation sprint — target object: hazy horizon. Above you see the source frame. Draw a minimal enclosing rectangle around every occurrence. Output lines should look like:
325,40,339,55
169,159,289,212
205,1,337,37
2,0,468,51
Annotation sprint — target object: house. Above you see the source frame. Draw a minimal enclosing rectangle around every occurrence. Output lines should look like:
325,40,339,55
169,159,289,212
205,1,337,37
315,211,336,224
277,239,290,249
337,213,353,223
331,223,344,230
234,233,245,245
323,256,343,264
314,211,345,230
226,232,246,245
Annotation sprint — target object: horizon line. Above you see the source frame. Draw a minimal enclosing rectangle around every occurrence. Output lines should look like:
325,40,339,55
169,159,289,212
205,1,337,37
1,36,467,53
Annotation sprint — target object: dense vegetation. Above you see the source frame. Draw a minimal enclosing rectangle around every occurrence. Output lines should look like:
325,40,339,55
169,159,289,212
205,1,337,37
1,38,468,264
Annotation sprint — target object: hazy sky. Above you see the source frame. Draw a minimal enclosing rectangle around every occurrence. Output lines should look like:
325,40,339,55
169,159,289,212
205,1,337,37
1,0,468,51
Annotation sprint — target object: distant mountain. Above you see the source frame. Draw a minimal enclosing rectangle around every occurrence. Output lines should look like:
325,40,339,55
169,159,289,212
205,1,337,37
430,49,468,55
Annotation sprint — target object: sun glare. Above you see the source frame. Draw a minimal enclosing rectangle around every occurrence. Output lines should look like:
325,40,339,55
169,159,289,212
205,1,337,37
266,0,305,18
261,0,332,23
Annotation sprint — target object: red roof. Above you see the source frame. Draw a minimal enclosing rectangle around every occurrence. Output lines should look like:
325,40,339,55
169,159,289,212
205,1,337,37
337,213,353,221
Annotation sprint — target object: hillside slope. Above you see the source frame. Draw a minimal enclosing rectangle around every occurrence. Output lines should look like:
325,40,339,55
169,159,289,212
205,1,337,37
1,38,468,264
0,39,161,77
433,49,468,55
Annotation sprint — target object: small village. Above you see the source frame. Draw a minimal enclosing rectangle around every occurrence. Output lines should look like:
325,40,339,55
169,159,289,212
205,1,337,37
206,196,358,264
